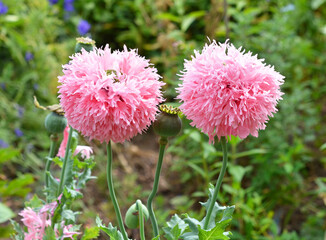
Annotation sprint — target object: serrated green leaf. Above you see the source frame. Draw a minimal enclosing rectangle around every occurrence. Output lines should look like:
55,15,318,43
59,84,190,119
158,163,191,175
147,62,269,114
10,220,24,240
25,194,43,208
63,186,83,200
0,202,15,223
81,226,100,240
96,216,125,240
45,171,59,201
43,227,56,240
62,209,77,223
77,168,96,189
163,214,187,240
198,221,231,240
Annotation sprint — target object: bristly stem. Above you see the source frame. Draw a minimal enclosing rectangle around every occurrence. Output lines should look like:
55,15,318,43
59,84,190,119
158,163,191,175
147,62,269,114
57,126,74,197
106,141,128,240
45,134,58,201
203,136,228,229
147,137,167,239
137,200,146,240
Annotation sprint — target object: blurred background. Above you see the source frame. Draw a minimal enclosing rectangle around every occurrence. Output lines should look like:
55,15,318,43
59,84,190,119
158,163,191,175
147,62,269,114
0,0,325,239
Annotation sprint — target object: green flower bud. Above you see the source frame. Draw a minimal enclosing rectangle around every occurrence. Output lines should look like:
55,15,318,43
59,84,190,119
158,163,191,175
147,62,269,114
45,112,67,134
125,202,149,229
153,105,182,138
75,37,96,53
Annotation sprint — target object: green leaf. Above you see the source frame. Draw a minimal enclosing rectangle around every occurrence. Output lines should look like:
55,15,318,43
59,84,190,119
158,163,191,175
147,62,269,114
198,222,231,240
0,148,20,164
45,171,59,201
96,216,125,240
2,174,34,197
181,11,205,32
10,220,24,240
43,227,56,240
63,186,83,200
25,195,43,208
81,227,100,240
233,149,267,159
62,209,78,223
163,214,188,240
0,202,15,223
77,167,96,189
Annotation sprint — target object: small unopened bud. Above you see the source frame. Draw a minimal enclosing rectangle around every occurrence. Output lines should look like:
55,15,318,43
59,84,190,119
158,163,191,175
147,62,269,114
125,201,149,229
45,112,67,134
153,105,182,138
75,37,95,53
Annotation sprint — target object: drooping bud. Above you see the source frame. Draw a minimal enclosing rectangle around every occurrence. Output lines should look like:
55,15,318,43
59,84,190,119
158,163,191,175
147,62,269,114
45,112,67,134
125,201,149,229
153,105,182,138
75,37,95,53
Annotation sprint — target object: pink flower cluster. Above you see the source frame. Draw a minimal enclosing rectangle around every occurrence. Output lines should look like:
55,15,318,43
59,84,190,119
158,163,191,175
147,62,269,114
177,40,284,142
19,201,80,240
58,45,164,143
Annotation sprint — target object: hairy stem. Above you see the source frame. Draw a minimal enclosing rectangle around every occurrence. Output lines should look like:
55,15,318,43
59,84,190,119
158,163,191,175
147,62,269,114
147,137,167,239
45,134,58,201
203,136,228,229
57,126,73,197
106,141,128,240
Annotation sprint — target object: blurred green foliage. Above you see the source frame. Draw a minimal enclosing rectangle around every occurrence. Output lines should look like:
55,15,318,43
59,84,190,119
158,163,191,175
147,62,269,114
0,0,326,239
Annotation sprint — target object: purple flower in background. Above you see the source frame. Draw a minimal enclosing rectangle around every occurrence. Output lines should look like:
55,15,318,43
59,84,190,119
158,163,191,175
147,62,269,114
14,128,24,137
0,82,6,90
64,0,74,12
25,52,34,61
33,83,39,90
0,139,9,148
48,0,59,5
16,105,25,118
77,20,91,35
0,1,8,15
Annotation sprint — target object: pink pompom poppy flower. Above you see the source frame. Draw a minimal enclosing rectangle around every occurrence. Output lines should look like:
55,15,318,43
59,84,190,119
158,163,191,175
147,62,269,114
58,45,164,143
177,40,284,142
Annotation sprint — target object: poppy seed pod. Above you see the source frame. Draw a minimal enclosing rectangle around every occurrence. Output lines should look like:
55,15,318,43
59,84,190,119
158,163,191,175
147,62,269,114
153,105,182,138
75,37,95,53
125,202,149,229
45,112,67,134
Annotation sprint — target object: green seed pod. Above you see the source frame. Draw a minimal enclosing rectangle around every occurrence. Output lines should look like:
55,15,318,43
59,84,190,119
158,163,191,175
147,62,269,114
125,202,149,229
75,37,95,53
45,112,67,134
153,105,182,138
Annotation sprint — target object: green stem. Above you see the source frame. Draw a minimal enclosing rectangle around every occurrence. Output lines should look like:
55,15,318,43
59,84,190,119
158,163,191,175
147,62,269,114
137,200,146,240
203,136,228,229
106,141,128,240
57,126,74,197
147,137,167,239
45,134,58,201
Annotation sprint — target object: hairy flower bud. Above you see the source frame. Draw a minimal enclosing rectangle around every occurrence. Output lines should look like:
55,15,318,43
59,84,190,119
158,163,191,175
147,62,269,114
45,112,67,134
75,37,95,53
125,202,149,229
153,105,182,138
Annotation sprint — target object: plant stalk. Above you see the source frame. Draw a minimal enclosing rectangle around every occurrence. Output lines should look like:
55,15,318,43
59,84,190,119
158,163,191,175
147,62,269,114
45,134,58,201
106,141,128,240
137,200,146,240
57,126,74,197
203,136,228,229
147,137,167,239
